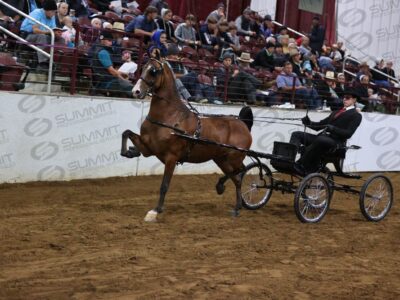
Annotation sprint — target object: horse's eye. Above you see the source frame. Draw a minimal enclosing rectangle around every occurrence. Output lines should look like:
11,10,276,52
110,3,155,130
149,68,158,77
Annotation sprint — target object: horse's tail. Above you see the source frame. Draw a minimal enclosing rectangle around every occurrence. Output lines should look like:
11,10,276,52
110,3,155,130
239,106,253,132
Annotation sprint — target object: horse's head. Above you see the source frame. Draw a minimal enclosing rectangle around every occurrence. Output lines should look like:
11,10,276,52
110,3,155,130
132,57,164,99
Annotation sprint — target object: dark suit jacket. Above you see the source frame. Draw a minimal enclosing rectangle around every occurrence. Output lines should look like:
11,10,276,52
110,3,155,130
308,108,362,143
309,25,325,53
252,48,275,71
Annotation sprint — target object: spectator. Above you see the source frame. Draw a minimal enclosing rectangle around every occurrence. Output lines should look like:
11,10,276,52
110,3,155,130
276,61,320,109
315,71,342,110
62,16,81,47
235,7,256,37
308,16,325,54
103,21,112,29
260,14,273,39
356,61,372,82
299,36,312,57
94,0,112,13
174,14,200,47
150,29,168,57
149,0,169,15
0,0,24,24
215,20,235,58
20,0,57,68
227,22,240,51
66,0,90,17
354,74,370,111
278,34,289,54
206,2,225,23
273,43,288,68
215,52,262,104
126,6,158,41
335,73,346,99
371,58,391,88
55,1,68,27
199,16,219,51
289,50,304,79
336,41,346,58
318,52,335,72
91,17,102,29
275,25,288,41
330,43,343,62
383,60,396,79
118,50,137,78
252,42,276,72
156,8,176,42
91,31,134,98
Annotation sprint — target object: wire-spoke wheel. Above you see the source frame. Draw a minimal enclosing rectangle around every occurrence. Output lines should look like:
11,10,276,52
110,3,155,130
294,173,331,223
241,162,273,210
359,174,393,222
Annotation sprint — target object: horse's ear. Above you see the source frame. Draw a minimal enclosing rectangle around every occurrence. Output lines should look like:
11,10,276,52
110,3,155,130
155,49,161,61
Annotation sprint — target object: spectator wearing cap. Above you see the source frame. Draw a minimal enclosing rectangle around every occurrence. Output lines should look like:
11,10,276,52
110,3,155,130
276,61,320,109
91,31,134,98
199,16,219,52
149,0,169,16
215,52,261,104
206,3,225,23
371,58,391,88
260,14,273,39
308,16,325,54
235,7,257,37
118,50,137,78
20,0,58,68
156,8,177,42
175,14,200,47
252,42,276,72
126,6,158,40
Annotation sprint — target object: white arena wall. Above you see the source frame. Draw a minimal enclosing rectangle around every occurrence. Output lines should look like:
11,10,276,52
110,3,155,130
0,92,399,183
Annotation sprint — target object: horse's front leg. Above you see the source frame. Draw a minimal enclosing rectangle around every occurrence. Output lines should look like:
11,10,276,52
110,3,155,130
121,129,152,158
144,158,177,222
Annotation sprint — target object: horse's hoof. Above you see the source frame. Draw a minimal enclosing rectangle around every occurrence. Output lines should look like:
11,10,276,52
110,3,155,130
231,209,240,217
144,210,158,222
121,147,141,159
216,183,225,195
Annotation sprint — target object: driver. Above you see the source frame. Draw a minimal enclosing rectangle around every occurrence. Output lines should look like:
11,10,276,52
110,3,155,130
290,87,362,175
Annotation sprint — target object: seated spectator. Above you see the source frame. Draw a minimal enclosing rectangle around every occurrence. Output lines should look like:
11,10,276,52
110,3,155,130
237,52,254,69
252,42,276,72
356,61,372,81
354,74,370,111
383,60,396,80
318,52,335,71
91,31,134,98
260,14,273,39
289,50,304,80
91,17,102,29
314,71,342,110
216,20,235,59
0,0,24,25
149,0,169,15
275,26,288,41
335,73,346,99
199,16,219,52
150,29,168,57
126,6,158,41
66,0,90,17
227,22,240,52
103,21,112,29
235,7,257,37
94,0,112,13
371,58,391,88
62,16,82,47
156,8,177,42
330,43,343,62
20,0,57,68
278,34,290,54
56,1,68,27
206,3,225,23
273,43,289,68
174,14,200,47
337,41,346,58
215,52,262,104
299,36,312,57
276,61,320,109
118,50,137,78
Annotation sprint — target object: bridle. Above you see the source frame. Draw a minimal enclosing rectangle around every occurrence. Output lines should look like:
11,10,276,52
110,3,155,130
139,58,164,95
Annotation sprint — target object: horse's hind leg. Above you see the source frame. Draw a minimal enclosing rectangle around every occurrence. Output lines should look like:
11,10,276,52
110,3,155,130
121,129,152,158
216,175,228,195
144,158,177,222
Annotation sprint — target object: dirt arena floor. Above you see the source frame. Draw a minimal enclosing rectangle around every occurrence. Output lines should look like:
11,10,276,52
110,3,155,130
0,172,399,300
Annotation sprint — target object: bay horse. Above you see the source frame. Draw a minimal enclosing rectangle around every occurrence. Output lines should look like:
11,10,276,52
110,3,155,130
121,56,253,222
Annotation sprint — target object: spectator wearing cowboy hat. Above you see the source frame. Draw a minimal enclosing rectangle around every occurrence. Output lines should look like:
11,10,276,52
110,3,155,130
215,52,261,104
252,42,276,72
290,87,362,175
91,31,134,98
314,71,342,110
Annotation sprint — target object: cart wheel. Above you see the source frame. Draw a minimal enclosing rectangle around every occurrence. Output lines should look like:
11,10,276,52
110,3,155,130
294,173,331,223
241,162,273,210
359,174,393,222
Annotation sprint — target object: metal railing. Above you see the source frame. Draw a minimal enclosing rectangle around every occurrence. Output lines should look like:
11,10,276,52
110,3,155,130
272,21,306,38
0,0,54,93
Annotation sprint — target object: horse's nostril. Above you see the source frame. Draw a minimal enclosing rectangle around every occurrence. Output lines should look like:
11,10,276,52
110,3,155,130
135,89,140,95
